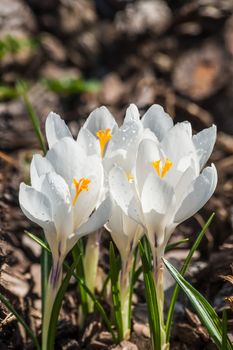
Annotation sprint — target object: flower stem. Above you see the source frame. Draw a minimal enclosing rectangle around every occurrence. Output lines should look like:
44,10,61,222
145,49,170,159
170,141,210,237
84,231,101,312
42,259,63,350
153,247,169,350
119,258,133,340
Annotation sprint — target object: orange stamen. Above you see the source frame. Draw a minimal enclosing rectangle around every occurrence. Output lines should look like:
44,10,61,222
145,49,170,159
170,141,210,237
96,128,112,157
152,159,172,178
161,159,172,178
152,160,161,177
72,177,91,206
127,174,134,183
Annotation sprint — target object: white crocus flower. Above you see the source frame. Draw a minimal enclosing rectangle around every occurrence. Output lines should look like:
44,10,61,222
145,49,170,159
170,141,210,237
108,106,217,348
19,136,111,349
76,107,119,311
103,104,145,339
44,108,117,313
109,113,217,260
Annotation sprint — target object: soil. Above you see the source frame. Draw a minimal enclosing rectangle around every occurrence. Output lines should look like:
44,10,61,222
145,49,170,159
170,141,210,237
0,1,233,349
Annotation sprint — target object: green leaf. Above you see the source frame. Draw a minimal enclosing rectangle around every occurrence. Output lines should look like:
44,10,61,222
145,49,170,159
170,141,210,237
25,230,50,252
16,80,47,154
72,240,88,316
0,292,40,350
41,235,52,316
139,241,161,350
69,263,116,342
128,246,138,326
165,238,189,253
100,272,110,298
0,35,39,59
26,230,116,342
109,242,123,342
166,213,215,341
25,231,51,317
0,85,18,100
47,255,81,349
163,259,233,350
19,84,48,323
42,78,101,94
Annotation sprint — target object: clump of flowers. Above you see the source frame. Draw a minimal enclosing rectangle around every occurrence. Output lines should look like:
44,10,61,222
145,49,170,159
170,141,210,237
2,102,230,350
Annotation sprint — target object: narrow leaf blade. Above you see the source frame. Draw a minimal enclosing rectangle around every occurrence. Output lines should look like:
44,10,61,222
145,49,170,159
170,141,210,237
26,230,116,342
139,241,161,350
47,256,81,349
0,293,40,350
109,242,123,342
163,258,233,350
166,213,215,341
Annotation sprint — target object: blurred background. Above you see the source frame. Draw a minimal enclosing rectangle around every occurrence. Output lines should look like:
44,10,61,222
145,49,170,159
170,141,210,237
0,0,233,349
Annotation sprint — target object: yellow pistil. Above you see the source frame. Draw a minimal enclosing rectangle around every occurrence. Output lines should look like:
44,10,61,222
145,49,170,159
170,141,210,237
96,128,112,157
152,159,172,178
72,177,91,206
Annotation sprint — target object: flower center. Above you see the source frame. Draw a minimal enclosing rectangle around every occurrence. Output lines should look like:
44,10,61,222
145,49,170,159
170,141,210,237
72,177,91,206
127,174,134,183
152,159,172,178
96,128,112,157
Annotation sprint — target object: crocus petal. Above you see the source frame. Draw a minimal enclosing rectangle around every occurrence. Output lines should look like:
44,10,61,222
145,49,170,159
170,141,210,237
19,183,53,229
141,173,176,245
30,154,54,190
141,172,175,215
76,127,99,156
124,104,140,122
83,106,118,135
45,112,72,149
72,154,103,228
46,137,86,186
75,196,112,239
105,120,143,174
160,121,199,186
105,202,124,239
141,104,173,141
136,139,161,195
40,172,73,254
174,164,217,223
108,165,142,223
192,125,217,170
106,202,142,262
174,166,196,207
161,122,195,166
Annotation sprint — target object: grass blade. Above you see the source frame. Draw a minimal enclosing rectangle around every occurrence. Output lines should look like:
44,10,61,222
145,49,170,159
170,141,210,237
165,238,189,253
0,292,40,350
16,81,46,154
72,240,88,316
41,237,51,316
163,259,233,350
166,213,215,341
26,230,116,341
18,83,49,325
25,231,49,251
109,242,123,342
47,255,81,349
25,230,51,316
70,264,116,342
139,241,161,350
42,78,101,94
128,247,138,326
